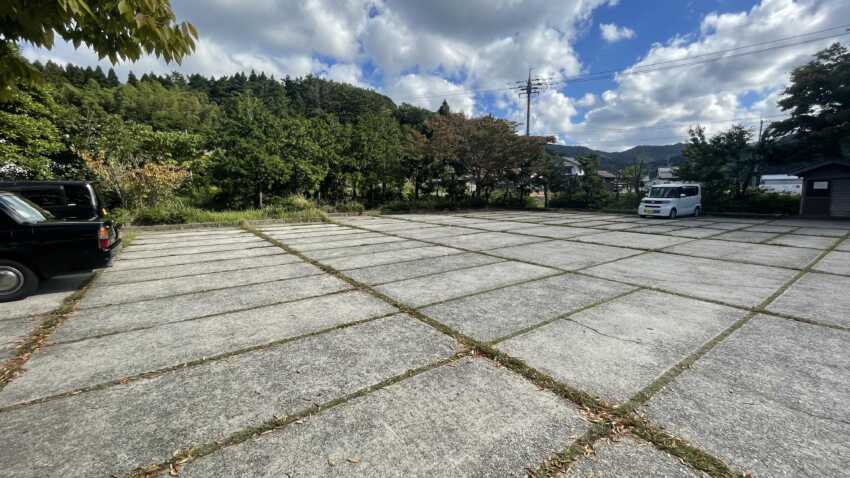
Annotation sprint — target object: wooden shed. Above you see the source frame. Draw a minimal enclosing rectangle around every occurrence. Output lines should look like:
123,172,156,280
791,161,850,217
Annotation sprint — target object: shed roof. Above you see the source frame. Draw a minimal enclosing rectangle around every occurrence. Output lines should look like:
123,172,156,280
789,160,850,176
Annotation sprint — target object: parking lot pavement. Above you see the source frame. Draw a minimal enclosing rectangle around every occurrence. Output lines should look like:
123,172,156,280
0,273,91,361
1,212,848,477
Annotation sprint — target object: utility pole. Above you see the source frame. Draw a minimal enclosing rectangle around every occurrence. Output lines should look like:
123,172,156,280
511,68,549,136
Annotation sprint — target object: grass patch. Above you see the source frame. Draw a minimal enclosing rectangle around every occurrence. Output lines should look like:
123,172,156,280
114,205,326,226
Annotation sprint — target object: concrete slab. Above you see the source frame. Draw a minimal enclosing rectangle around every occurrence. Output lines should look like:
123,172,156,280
279,231,387,246
110,246,282,270
352,222,441,233
766,234,839,249
127,234,264,251
179,358,587,478
670,219,715,227
51,274,351,343
0,273,91,320
131,228,244,241
665,239,821,269
574,231,691,250
838,239,850,252
345,252,503,286
510,225,602,239
428,231,547,251
0,291,395,406
498,290,742,404
303,240,429,260
768,219,850,229
134,226,244,236
0,316,454,478
375,261,557,307
96,253,299,285
791,227,849,237
596,222,641,230
322,245,462,270
423,274,635,342
812,250,850,276
458,220,534,231
712,230,780,243
628,225,685,234
744,225,798,234
81,261,322,308
701,222,747,230
118,241,273,261
394,226,485,240
290,235,404,252
560,437,707,478
767,272,850,327
0,316,36,361
490,240,642,270
130,232,248,247
584,253,796,308
259,224,343,234
644,316,850,476
567,220,613,228
702,217,766,224
261,228,367,241
667,228,725,239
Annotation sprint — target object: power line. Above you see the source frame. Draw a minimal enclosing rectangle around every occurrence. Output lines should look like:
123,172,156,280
539,23,850,83
392,25,849,102
547,31,848,86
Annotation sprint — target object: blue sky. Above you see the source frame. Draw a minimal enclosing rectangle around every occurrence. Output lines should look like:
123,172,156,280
22,0,850,150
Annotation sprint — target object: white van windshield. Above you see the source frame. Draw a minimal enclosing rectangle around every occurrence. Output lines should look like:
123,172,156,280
648,186,683,198
0,194,50,223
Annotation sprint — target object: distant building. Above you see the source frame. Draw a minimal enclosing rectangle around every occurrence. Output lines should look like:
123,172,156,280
655,167,679,183
759,174,802,195
790,160,850,217
560,157,585,176
597,169,618,190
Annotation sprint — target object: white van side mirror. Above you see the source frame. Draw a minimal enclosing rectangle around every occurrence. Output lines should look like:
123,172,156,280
679,193,686,198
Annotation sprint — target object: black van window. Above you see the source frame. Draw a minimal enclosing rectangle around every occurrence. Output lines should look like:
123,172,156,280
64,184,92,206
21,188,66,207
684,186,699,197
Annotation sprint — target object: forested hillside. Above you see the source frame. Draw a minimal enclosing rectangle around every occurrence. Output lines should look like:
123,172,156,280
1,62,553,216
545,143,685,173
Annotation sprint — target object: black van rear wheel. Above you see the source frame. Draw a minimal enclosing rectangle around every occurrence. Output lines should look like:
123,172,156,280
0,260,39,302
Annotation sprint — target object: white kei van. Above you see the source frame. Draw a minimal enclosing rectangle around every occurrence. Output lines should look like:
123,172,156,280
638,183,702,218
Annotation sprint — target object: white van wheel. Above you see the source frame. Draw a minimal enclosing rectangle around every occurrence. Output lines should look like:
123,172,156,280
669,208,677,219
694,206,701,217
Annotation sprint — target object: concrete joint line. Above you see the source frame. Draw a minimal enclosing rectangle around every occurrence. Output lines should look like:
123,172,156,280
0,272,100,393
126,354,464,478
76,270,326,311
0,311,398,414
45,287,357,348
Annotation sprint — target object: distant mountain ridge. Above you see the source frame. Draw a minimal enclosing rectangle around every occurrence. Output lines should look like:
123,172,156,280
545,143,686,172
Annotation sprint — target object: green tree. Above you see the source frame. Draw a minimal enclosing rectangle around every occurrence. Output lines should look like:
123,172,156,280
679,125,756,200
350,111,403,203
766,43,850,161
209,93,291,208
0,0,197,97
0,83,64,178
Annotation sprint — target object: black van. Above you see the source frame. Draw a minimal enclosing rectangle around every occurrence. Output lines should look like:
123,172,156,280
0,181,103,220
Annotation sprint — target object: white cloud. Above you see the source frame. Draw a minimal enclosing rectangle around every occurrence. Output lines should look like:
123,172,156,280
18,0,849,150
600,23,636,43
384,74,475,116
321,63,366,88
570,0,850,150
576,93,597,107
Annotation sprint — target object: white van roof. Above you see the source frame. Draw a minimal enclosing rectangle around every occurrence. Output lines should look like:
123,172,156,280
650,183,700,187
